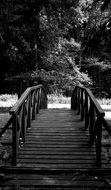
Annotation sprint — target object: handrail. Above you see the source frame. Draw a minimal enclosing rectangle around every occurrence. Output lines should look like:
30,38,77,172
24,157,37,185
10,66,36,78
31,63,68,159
0,116,13,138
10,85,46,114
86,88,104,114
71,86,105,167
0,85,47,166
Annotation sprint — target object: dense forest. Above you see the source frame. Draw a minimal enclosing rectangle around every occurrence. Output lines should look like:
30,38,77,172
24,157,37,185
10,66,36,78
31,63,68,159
0,0,111,97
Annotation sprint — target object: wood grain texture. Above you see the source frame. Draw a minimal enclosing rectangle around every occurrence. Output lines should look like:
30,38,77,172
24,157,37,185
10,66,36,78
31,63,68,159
1,173,110,189
17,109,107,170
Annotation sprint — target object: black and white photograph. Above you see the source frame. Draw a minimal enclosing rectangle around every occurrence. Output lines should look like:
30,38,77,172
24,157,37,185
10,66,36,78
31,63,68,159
0,0,111,189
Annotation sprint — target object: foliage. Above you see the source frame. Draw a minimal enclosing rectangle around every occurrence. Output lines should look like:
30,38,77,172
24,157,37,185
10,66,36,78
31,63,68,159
31,67,91,95
1,0,111,96
73,0,111,98
0,94,17,107
97,98,111,105
0,0,35,76
80,57,111,98
48,94,70,104
0,0,80,74
0,0,93,95
79,0,111,58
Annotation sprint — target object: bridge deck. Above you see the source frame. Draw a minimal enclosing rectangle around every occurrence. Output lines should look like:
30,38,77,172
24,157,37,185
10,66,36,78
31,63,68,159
2,108,111,189
17,108,107,170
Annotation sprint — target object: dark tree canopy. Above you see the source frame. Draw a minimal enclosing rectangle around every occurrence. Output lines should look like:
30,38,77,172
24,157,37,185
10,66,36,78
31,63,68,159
0,0,111,96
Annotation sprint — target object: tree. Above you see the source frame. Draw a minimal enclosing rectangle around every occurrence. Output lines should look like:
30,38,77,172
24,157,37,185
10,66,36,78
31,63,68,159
76,0,111,59
0,0,92,95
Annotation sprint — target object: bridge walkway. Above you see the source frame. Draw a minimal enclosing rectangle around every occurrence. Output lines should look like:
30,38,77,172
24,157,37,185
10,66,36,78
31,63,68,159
1,85,111,189
17,108,107,170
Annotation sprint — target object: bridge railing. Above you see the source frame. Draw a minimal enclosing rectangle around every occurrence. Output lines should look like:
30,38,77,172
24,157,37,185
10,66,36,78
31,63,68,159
71,86,105,167
0,85,47,166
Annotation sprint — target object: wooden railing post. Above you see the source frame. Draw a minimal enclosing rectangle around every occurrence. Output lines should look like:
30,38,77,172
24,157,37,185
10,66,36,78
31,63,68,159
77,88,81,115
71,85,105,167
22,104,26,143
27,94,31,128
45,96,48,109
32,91,36,120
38,89,40,111
39,88,42,109
81,89,84,121
96,114,103,167
85,90,89,129
36,91,39,114
43,89,47,109
12,114,18,166
8,85,47,166
89,101,95,145
71,87,77,110
41,89,43,109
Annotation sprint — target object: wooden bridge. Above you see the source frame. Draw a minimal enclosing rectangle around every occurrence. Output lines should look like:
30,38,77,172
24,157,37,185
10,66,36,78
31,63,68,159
0,85,111,189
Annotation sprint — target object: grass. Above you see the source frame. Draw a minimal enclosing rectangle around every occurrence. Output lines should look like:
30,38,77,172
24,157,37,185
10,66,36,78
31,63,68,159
97,98,111,105
48,94,111,106
0,94,18,108
0,93,111,107
0,94,111,116
48,94,70,104
0,93,70,107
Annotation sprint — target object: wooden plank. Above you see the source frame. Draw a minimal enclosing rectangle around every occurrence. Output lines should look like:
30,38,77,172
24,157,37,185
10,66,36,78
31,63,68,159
0,187,100,190
25,138,89,141
27,130,86,133
17,163,110,169
14,163,97,169
2,178,108,189
18,161,98,165
24,140,90,144
25,135,89,138
9,174,103,180
27,127,86,129
25,135,88,138
26,129,88,132
22,144,91,148
18,158,108,164
21,142,89,145
19,147,95,152
26,131,88,134
18,151,96,155
26,133,89,135
4,177,107,188
18,155,96,160
17,108,106,171
1,166,111,175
